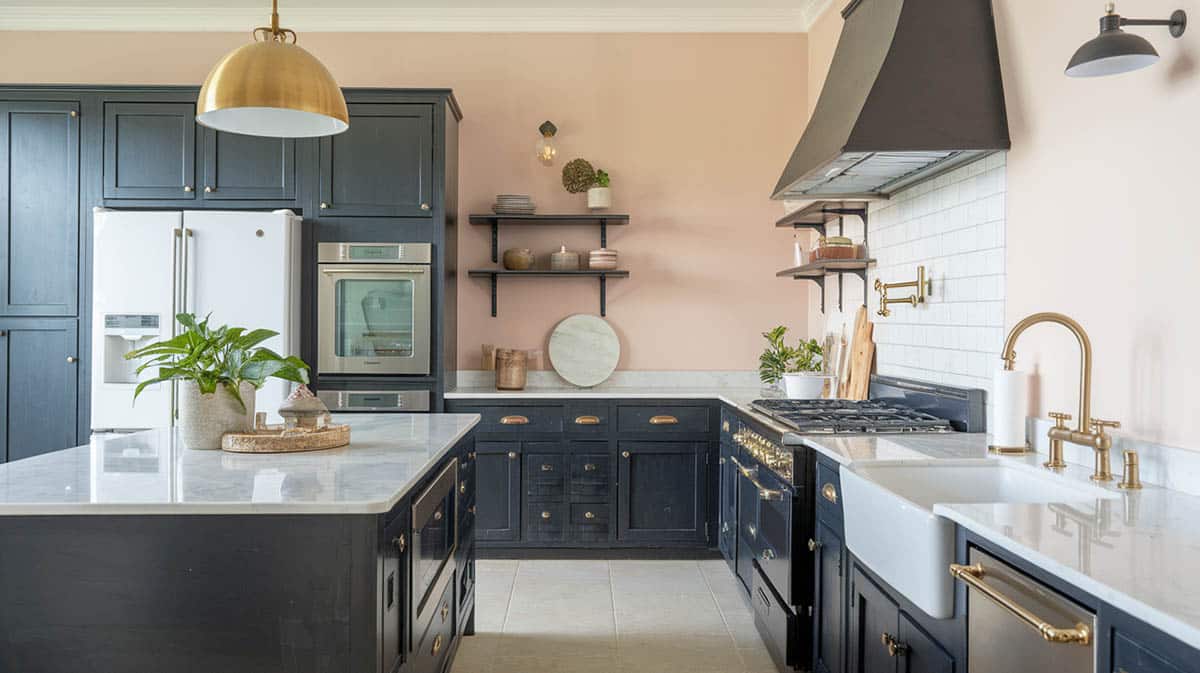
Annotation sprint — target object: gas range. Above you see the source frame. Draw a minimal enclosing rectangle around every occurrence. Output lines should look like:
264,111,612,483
749,398,955,434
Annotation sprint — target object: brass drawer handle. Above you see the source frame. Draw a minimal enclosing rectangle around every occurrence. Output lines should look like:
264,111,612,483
441,602,449,622
541,511,551,520
507,451,518,459
584,463,598,472
949,563,1092,645
500,415,529,425
822,483,838,504
584,511,595,520
431,634,444,656
574,415,601,425
541,463,554,472
649,415,679,425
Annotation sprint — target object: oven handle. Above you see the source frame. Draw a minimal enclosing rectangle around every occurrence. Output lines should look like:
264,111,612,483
320,266,427,275
950,563,1092,646
729,456,785,502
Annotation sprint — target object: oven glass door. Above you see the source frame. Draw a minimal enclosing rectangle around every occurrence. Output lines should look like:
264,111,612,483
318,264,431,375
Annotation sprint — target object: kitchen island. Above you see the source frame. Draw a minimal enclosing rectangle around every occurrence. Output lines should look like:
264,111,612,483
0,413,480,673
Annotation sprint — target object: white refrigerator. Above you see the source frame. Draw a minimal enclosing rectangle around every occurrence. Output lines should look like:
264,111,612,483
91,209,302,431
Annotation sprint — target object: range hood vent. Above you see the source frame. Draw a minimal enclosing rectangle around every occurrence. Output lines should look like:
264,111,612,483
772,0,1010,201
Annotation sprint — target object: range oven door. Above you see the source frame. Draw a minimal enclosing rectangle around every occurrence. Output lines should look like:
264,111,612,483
317,262,431,375
754,467,794,605
412,459,457,628
731,454,761,593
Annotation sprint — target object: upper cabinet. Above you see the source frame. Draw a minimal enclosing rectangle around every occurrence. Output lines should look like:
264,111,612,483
0,100,80,317
318,103,434,217
103,102,196,200
201,128,295,201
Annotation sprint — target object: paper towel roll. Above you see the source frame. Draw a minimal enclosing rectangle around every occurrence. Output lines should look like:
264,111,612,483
991,369,1028,450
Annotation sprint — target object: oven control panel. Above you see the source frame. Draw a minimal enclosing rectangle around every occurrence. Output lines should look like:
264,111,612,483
734,425,793,482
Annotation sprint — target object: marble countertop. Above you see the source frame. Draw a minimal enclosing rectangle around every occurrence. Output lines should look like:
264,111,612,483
446,385,766,405
799,432,1200,649
0,413,480,516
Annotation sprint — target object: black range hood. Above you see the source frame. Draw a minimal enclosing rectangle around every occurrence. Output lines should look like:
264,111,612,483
772,0,1010,201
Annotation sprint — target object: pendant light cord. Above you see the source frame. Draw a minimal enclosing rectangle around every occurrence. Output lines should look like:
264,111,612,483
254,0,297,43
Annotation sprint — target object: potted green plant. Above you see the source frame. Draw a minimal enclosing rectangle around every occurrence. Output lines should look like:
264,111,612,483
588,169,611,210
758,326,827,399
124,313,310,449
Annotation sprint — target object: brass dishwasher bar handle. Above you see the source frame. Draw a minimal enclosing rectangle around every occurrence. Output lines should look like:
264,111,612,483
649,415,679,425
729,456,782,501
574,415,601,425
500,415,529,425
949,563,1092,645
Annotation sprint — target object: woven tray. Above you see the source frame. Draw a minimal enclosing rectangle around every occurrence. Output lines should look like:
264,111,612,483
221,424,350,454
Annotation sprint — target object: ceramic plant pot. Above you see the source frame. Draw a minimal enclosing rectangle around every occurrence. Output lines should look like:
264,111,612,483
178,380,256,449
502,248,535,270
782,373,828,400
587,187,612,210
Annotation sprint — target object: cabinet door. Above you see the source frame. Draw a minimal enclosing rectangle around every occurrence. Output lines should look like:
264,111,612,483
0,319,78,463
318,103,433,217
0,101,79,317
718,441,737,571
814,519,845,673
616,441,707,544
201,128,295,200
849,568,898,673
475,441,521,542
898,614,955,673
381,514,407,673
103,102,196,199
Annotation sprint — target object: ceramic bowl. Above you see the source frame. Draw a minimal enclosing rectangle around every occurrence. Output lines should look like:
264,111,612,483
502,248,535,270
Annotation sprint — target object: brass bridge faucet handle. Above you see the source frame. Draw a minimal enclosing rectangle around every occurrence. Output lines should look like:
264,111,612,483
1045,412,1071,469
1089,418,1121,481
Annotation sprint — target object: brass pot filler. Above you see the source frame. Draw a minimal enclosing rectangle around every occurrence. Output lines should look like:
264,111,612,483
874,265,931,317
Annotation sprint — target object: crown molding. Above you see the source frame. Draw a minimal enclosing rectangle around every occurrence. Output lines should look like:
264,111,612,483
798,0,836,30
0,6,815,33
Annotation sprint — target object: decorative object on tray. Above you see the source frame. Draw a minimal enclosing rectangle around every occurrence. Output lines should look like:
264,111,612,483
588,169,612,210
536,121,558,165
502,247,535,270
492,194,536,215
495,348,529,390
562,158,596,193
588,248,619,270
548,314,620,388
123,313,310,449
813,235,858,260
758,325,828,399
278,384,332,429
550,244,581,271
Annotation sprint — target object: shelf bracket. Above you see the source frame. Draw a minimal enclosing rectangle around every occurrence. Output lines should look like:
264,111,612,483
790,222,828,238
600,219,608,250
489,274,497,317
490,223,499,264
599,274,607,316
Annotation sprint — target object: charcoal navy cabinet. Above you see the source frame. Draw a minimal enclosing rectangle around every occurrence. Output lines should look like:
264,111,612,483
103,102,197,200
617,441,708,544
317,103,434,217
200,128,296,201
813,518,846,673
718,438,737,571
0,319,79,463
475,441,522,542
848,566,955,673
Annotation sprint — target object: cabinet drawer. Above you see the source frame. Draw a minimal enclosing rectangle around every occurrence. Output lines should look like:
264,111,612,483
1113,631,1191,673
570,453,610,499
412,568,456,673
524,503,568,543
565,404,610,433
570,503,610,543
617,405,710,434
477,406,563,434
752,562,799,671
524,453,566,501
816,458,843,525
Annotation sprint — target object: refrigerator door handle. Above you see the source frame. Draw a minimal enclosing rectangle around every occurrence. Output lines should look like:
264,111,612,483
180,228,193,315
170,227,183,428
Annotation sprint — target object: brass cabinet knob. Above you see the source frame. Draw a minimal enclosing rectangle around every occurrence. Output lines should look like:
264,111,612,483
468,505,476,514
433,510,443,521
808,538,821,552
459,482,467,494
507,451,518,459
468,451,477,460
420,203,431,211
319,201,329,209
69,110,77,118
649,415,679,425
541,511,551,520
719,457,726,464
182,185,193,192
761,548,775,561
722,420,730,432
584,463,597,471
392,534,406,553
881,632,909,657
0,330,7,337
441,602,449,622
821,483,838,504
584,511,595,519
204,185,214,193
66,356,78,364
431,634,444,656
621,451,631,458
541,463,554,472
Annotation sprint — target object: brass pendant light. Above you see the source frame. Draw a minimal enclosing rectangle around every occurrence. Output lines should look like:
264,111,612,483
197,0,348,138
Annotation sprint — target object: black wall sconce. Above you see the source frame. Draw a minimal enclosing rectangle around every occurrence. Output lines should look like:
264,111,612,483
1066,2,1187,77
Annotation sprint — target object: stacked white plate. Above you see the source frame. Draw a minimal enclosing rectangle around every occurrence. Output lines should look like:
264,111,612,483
588,248,619,270
493,194,536,215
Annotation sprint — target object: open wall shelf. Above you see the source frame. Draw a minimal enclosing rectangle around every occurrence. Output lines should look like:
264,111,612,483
775,200,874,314
467,269,630,317
469,213,629,263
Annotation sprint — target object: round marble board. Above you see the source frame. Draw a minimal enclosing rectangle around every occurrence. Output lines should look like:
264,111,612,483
548,314,620,388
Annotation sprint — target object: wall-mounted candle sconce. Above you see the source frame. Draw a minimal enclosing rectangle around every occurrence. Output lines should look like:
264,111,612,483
874,265,931,318
1066,2,1187,77
536,120,558,165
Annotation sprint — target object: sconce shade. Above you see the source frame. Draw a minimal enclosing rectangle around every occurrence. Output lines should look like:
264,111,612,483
1066,29,1159,77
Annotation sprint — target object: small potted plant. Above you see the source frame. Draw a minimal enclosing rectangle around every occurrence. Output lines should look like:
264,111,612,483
124,313,310,449
588,169,611,210
758,326,827,399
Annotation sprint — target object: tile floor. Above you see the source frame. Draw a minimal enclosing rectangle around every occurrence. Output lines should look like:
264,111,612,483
450,558,779,673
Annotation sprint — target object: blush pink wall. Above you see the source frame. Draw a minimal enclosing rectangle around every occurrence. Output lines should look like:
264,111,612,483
0,31,811,372
804,1,1200,450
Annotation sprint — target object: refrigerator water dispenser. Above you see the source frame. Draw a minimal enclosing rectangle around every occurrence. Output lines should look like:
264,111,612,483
102,314,162,384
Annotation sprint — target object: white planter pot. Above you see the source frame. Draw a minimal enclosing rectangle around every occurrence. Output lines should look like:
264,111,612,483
587,187,611,210
782,373,828,400
178,380,256,449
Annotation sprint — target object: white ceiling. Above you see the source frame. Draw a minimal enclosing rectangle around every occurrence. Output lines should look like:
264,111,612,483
0,0,831,32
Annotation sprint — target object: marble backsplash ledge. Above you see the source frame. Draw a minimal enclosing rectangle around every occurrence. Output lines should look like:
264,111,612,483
454,370,764,391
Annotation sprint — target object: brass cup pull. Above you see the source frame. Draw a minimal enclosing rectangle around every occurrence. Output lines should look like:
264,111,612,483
431,634,444,656
621,451,631,458
949,563,1092,645
649,415,679,425
541,464,554,472
821,483,838,504
584,463,597,471
541,511,551,520
507,451,518,459
500,415,529,425
574,415,601,425
584,511,595,519
392,534,406,553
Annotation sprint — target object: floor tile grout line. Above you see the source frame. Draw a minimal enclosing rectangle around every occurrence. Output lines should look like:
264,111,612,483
700,561,757,673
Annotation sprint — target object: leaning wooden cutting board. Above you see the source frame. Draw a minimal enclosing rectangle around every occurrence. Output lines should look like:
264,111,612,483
845,306,875,400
